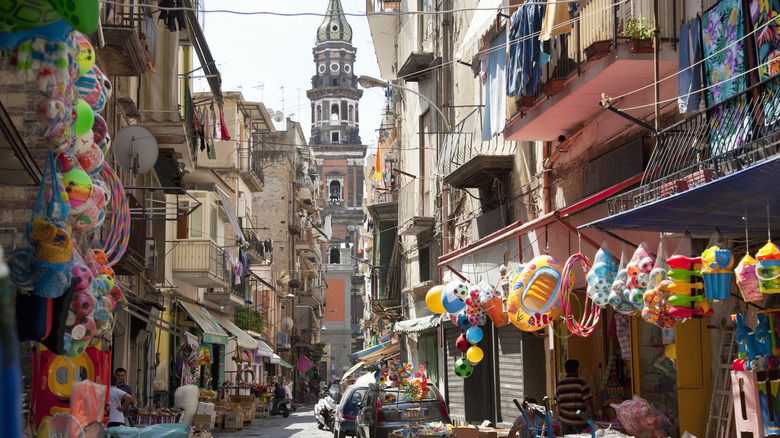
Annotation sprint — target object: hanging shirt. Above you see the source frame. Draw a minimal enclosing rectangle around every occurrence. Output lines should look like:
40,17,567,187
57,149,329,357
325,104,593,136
506,3,546,97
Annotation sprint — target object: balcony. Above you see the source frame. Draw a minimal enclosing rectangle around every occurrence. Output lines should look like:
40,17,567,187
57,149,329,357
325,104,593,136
365,0,400,79
171,240,227,287
604,74,780,228
93,0,147,76
296,230,320,259
243,229,266,263
237,149,265,192
114,194,149,276
205,275,255,308
397,181,434,236
504,0,681,141
438,109,516,189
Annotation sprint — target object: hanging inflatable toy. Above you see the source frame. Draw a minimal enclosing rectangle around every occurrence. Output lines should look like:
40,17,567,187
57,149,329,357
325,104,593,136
736,254,762,302
560,253,601,337
507,255,564,331
586,243,618,307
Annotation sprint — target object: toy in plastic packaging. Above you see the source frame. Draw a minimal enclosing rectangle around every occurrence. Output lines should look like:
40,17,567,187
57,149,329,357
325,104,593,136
756,240,780,293
70,379,107,426
736,254,763,302
586,241,618,308
611,395,670,438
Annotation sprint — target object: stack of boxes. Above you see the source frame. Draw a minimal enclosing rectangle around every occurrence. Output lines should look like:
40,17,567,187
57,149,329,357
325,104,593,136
192,402,216,431
229,395,257,424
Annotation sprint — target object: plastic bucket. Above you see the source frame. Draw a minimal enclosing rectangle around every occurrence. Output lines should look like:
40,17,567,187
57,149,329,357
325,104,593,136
703,272,732,300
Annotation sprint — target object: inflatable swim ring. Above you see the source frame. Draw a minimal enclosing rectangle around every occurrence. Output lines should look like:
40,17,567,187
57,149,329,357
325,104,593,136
507,255,564,331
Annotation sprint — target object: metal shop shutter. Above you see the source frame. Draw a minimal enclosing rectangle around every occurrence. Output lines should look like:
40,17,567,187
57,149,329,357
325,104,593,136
445,326,466,422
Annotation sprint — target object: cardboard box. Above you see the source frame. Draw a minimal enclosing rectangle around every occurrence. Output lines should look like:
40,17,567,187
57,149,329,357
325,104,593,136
453,427,480,438
223,411,244,431
193,414,212,431
479,430,498,438
229,395,255,405
196,402,215,415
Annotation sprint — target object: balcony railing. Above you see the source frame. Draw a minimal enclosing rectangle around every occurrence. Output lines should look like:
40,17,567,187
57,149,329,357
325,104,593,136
238,148,265,187
243,229,265,260
607,74,780,214
96,0,147,77
171,240,228,286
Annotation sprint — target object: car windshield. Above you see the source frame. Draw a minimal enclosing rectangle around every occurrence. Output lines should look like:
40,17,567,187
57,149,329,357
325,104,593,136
378,384,439,405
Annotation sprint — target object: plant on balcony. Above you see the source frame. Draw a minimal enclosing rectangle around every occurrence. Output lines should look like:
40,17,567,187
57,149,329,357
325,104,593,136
624,18,655,53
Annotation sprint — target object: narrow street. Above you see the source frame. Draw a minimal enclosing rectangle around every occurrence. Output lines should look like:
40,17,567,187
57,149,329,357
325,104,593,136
213,405,333,438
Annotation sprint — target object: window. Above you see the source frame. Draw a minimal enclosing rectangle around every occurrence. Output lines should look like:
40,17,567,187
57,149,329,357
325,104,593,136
329,247,341,264
419,246,430,282
316,105,322,121
318,64,326,73
329,180,341,200
330,104,339,124
209,204,217,240
348,105,354,122
331,132,340,145
419,0,431,48
177,201,202,239
330,63,339,72
344,64,351,73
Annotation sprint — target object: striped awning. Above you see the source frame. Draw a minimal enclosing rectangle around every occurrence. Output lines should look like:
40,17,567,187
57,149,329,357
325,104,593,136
179,302,228,345
212,314,257,350
393,315,441,333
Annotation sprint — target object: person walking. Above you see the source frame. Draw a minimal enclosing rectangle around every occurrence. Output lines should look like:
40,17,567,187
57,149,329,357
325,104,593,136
108,375,136,428
555,359,596,435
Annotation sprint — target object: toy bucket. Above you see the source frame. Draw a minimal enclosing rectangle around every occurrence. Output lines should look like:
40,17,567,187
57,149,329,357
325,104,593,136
757,259,780,293
703,272,732,300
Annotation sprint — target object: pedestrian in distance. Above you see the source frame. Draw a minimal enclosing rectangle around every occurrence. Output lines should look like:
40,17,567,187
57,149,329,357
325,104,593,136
555,359,596,435
108,375,136,428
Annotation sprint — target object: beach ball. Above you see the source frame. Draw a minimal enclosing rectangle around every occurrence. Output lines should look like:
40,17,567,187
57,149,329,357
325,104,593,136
75,67,103,107
455,334,469,352
38,68,72,99
454,358,473,378
45,121,75,153
425,285,446,313
37,98,71,124
466,326,483,344
73,129,94,155
76,143,104,174
467,346,484,364
74,99,94,137
62,168,92,209
441,282,466,314
92,114,107,145
74,34,95,75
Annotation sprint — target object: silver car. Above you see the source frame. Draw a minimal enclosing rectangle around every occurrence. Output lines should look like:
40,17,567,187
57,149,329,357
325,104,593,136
356,383,450,438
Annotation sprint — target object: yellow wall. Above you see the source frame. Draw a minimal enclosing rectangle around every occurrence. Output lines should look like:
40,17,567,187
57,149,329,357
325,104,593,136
676,317,712,437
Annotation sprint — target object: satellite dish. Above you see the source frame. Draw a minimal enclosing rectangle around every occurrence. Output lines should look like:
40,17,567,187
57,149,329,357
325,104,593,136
112,125,158,175
274,111,284,122
280,317,294,331
266,107,274,115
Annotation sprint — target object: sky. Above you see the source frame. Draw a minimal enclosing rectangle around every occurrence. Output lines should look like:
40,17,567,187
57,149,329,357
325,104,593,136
200,0,385,152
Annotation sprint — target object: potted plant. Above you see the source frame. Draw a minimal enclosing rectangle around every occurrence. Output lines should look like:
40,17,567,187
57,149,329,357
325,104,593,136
624,17,655,53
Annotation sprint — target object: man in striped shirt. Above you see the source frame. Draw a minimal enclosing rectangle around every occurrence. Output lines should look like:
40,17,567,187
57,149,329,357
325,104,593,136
555,359,595,435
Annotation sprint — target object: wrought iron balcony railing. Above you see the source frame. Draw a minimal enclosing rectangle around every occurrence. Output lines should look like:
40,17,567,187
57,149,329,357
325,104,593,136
607,74,780,215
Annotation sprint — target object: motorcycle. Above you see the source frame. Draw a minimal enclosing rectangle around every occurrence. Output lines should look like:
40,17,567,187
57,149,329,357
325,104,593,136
314,390,337,431
271,396,292,418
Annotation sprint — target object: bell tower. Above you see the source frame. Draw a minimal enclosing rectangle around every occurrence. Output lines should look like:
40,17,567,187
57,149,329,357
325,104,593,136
307,0,362,146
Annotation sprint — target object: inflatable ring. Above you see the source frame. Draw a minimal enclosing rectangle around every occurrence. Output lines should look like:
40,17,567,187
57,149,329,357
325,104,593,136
507,255,564,331
236,367,255,385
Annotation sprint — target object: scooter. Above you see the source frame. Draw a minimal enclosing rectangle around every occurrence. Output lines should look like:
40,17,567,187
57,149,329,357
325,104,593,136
314,390,337,431
271,396,292,418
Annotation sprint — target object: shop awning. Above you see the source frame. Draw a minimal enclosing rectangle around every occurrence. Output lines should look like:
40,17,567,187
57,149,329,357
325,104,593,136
581,157,780,236
342,361,365,381
270,353,281,364
279,358,294,369
123,301,185,338
212,314,257,350
179,302,228,345
455,0,504,59
393,315,441,333
256,340,275,358
362,343,401,366
349,341,392,361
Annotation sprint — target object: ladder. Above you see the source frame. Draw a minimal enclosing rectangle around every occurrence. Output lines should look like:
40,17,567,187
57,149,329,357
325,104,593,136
705,328,737,438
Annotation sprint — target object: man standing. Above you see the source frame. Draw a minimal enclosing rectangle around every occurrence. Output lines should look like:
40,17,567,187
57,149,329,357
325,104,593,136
555,359,596,434
108,375,136,428
114,368,133,425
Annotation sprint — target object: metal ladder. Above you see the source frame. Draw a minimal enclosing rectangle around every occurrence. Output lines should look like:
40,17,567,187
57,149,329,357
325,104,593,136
705,328,737,438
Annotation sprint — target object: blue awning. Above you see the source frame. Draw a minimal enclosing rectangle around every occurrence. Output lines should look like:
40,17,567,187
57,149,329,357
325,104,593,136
349,341,392,360
581,157,780,236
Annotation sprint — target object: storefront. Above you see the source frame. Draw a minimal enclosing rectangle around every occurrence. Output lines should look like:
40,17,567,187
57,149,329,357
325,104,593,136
178,302,228,390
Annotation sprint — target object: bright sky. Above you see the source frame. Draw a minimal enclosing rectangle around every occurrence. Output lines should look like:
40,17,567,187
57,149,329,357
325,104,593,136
200,0,385,152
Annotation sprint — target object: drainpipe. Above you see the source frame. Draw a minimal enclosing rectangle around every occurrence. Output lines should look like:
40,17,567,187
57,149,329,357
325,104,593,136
442,184,450,256
542,142,551,215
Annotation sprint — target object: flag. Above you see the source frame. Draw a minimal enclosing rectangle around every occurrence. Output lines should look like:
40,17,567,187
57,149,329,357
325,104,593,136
374,145,382,180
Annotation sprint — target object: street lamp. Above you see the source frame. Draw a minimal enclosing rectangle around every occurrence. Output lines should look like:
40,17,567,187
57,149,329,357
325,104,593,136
357,75,451,131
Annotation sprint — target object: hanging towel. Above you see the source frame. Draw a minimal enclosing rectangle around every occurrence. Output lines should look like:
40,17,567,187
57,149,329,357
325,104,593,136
506,2,546,97
678,19,703,113
483,29,507,140
540,0,571,41
210,103,219,141
218,103,231,140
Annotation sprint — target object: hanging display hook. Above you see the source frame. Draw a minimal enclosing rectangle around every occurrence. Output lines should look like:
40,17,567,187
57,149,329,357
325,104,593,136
743,212,749,254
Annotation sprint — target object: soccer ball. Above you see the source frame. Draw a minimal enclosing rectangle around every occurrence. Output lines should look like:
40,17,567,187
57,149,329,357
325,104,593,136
454,358,473,378
452,282,470,299
456,310,472,329
455,334,470,352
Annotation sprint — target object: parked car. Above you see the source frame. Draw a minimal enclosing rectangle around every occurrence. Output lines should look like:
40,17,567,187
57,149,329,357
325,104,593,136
333,383,369,438
356,383,450,438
